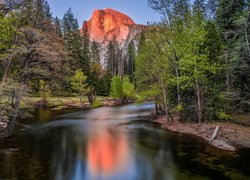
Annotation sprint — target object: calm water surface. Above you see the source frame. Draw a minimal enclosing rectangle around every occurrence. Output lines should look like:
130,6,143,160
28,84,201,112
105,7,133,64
0,103,249,180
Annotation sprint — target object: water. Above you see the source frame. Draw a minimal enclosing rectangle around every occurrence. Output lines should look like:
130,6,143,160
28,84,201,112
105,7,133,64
0,103,250,180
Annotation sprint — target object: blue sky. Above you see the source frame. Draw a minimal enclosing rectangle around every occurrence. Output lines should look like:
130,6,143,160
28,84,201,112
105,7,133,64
47,0,162,26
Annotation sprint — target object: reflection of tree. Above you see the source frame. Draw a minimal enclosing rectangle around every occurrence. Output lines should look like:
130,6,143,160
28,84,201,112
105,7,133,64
87,127,129,176
0,146,49,180
51,129,87,180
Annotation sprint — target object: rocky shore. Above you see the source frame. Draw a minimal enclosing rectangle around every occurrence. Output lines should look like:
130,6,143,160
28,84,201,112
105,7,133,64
154,116,250,151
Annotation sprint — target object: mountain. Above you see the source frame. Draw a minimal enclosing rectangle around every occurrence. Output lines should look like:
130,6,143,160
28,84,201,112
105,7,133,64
81,8,143,45
81,8,144,66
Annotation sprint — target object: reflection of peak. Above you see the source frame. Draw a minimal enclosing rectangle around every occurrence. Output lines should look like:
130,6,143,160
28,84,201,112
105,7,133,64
81,8,142,43
87,126,129,175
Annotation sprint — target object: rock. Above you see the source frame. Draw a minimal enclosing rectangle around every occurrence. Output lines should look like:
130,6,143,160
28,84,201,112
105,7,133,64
81,8,144,66
211,140,236,151
222,128,236,133
82,8,141,44
0,122,7,128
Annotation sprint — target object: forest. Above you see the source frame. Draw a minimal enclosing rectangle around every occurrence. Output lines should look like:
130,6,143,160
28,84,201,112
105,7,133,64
0,0,249,139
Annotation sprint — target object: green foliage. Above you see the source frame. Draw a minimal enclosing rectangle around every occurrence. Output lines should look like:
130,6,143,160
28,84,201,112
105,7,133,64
110,76,123,98
0,13,17,52
39,80,51,104
110,75,135,102
91,100,103,108
173,104,184,113
217,110,232,121
135,26,172,116
122,76,135,99
106,41,118,76
70,69,87,96
126,41,136,81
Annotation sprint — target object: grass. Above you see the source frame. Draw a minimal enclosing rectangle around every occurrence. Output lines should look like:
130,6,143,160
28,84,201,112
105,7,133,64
20,96,112,108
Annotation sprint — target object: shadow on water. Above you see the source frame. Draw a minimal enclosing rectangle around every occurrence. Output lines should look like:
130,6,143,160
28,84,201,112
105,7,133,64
0,103,250,180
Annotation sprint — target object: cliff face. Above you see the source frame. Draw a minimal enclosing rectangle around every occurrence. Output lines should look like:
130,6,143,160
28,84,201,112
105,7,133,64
81,9,143,65
81,8,142,45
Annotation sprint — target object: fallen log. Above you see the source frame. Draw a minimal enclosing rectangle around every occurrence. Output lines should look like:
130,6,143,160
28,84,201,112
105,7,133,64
210,126,220,142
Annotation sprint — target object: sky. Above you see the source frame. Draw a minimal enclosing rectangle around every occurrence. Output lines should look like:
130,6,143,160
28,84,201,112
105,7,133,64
47,0,162,26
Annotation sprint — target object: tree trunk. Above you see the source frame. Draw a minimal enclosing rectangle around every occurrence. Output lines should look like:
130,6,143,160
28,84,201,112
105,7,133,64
154,97,159,115
1,87,24,139
210,126,220,142
195,78,203,123
245,5,250,56
159,75,172,123
87,90,96,106
80,96,84,109
224,50,231,91
0,58,11,89
175,65,181,105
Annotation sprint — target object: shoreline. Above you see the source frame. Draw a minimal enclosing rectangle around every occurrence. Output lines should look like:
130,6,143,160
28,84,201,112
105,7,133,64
153,116,250,151
0,97,129,140
1,100,250,152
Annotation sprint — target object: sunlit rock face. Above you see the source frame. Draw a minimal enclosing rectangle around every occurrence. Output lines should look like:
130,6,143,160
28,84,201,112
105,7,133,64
81,9,144,66
82,8,139,44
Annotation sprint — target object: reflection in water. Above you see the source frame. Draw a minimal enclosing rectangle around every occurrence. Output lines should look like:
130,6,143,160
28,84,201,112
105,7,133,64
0,103,250,180
87,127,129,176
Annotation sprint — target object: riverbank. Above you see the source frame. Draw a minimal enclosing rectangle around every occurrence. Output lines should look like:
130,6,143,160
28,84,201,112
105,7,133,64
0,97,127,138
20,96,124,109
154,116,250,151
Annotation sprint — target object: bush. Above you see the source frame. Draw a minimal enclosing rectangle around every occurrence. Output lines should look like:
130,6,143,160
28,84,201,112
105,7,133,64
217,110,232,121
91,100,102,108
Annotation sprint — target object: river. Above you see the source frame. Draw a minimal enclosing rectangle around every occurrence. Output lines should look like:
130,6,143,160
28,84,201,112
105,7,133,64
0,103,249,180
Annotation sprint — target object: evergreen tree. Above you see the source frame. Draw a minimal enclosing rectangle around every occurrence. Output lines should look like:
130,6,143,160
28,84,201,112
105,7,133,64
106,41,117,76
81,29,91,74
193,0,207,19
126,41,136,82
54,17,62,37
33,0,54,31
70,69,88,108
173,0,191,21
62,8,86,71
90,41,100,64
216,0,249,112
62,8,79,33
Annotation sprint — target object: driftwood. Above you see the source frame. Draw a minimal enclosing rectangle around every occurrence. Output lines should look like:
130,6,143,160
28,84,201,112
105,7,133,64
210,126,220,142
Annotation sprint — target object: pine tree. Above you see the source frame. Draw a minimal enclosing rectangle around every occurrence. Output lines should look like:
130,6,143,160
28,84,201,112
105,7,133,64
193,0,207,19
62,8,79,33
62,8,87,71
215,0,249,112
90,41,100,64
54,17,62,37
106,41,116,76
33,0,54,31
126,41,136,81
81,29,91,74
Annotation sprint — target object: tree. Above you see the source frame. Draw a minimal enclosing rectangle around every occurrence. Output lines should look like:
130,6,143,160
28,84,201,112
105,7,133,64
86,63,104,105
62,8,79,33
110,76,123,99
81,28,91,74
90,41,100,64
62,8,83,70
215,0,249,112
126,41,136,82
110,75,135,103
135,26,173,121
70,69,88,108
39,80,51,106
1,0,71,138
145,0,227,122
193,0,207,19
106,41,117,76
122,76,135,103
54,17,62,37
